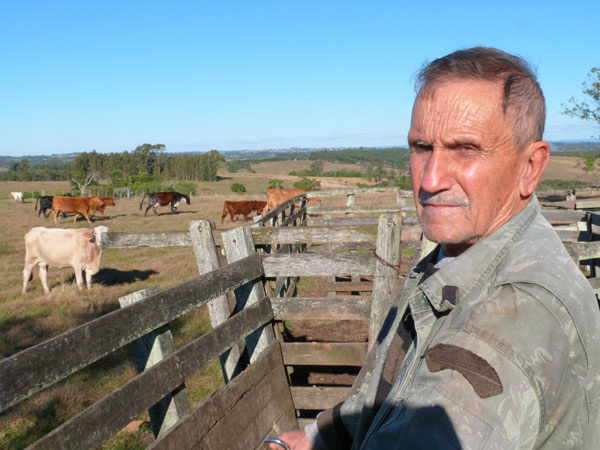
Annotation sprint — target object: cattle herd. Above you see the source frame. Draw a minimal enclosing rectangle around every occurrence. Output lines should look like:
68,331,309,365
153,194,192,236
12,188,317,294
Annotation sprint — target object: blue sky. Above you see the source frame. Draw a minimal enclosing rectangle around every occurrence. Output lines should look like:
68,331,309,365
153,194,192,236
1,1,599,156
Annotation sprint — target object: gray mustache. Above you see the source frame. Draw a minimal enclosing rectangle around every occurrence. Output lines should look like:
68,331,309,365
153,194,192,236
418,191,470,207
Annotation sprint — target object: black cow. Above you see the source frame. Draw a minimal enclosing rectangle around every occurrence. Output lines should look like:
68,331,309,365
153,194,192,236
139,191,191,216
35,195,70,218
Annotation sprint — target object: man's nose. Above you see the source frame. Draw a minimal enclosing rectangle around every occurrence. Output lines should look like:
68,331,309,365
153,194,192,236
420,149,453,193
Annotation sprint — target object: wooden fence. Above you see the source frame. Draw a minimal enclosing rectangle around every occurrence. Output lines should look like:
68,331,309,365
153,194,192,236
3,189,600,448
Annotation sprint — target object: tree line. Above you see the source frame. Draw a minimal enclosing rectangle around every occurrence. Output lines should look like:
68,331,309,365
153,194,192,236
0,144,225,185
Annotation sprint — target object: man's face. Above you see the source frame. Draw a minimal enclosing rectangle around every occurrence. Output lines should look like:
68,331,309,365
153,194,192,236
408,79,529,255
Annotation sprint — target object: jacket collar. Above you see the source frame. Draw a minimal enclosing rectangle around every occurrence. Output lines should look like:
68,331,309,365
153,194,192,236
413,196,540,312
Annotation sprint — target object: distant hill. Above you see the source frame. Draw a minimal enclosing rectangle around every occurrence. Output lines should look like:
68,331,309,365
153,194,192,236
0,154,78,166
549,141,600,153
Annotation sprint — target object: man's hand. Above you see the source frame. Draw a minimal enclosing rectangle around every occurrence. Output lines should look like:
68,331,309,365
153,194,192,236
266,430,315,450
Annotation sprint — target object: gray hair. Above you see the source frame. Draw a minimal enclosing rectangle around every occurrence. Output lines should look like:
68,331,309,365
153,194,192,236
415,47,546,151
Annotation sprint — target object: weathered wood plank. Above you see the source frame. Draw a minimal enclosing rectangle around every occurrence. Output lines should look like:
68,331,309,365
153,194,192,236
148,342,297,450
326,281,374,292
308,215,420,227
281,342,367,366
102,230,224,249
29,297,274,450
119,287,191,438
0,254,264,414
371,214,402,348
291,386,350,410
305,187,412,198
103,231,191,248
262,253,376,277
252,226,378,245
309,242,376,253
222,227,275,363
189,219,245,383
564,242,600,261
270,296,371,320
541,209,587,223
576,200,600,210
308,205,405,214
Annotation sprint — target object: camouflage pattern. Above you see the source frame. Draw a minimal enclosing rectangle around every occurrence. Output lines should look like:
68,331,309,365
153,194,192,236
319,196,600,449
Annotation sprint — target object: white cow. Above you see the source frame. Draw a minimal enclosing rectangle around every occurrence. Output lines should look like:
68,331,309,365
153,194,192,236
22,226,110,294
10,192,23,202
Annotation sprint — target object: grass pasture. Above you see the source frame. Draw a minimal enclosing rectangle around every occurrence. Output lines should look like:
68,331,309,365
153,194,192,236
0,179,288,448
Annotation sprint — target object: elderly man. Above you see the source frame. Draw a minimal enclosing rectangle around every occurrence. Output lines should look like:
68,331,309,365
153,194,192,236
268,47,600,449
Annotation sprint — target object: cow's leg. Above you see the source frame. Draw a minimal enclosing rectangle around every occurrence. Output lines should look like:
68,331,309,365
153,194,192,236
84,269,93,290
22,260,35,293
53,209,59,224
39,263,50,293
152,205,159,215
73,266,85,291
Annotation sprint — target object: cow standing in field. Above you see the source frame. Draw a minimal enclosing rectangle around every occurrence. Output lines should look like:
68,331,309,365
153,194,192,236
90,197,116,217
35,195,72,218
262,189,321,215
10,192,24,202
22,226,110,294
221,200,267,223
52,195,104,224
35,196,54,218
140,191,190,216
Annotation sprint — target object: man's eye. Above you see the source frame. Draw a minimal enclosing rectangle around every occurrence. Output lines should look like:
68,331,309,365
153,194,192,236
412,144,432,152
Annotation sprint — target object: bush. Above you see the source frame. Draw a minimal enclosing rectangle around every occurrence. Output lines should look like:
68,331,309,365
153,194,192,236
231,183,247,193
293,177,321,191
268,179,284,189
175,183,197,195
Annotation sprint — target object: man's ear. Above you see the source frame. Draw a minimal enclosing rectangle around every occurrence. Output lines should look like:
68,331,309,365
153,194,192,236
519,140,550,197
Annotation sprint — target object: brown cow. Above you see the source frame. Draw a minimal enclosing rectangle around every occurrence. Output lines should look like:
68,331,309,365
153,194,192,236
22,226,109,293
90,197,116,217
262,189,321,215
221,200,267,223
140,191,191,216
52,195,104,224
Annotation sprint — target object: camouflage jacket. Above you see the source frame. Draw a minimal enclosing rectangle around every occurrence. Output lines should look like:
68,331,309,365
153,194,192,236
313,197,600,449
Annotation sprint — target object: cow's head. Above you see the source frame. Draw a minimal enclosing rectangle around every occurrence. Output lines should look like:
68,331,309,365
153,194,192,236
92,226,110,246
90,194,104,207
184,194,191,205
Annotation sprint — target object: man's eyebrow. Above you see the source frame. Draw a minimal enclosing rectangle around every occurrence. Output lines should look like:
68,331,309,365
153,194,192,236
409,139,432,148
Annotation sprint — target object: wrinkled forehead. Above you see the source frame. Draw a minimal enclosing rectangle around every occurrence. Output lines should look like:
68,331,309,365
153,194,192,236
409,80,509,139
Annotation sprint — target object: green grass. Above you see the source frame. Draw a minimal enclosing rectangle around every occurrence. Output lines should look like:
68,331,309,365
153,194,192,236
0,240,14,256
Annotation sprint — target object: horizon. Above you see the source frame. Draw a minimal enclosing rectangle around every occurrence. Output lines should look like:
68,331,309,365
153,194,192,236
3,139,600,161
1,1,599,157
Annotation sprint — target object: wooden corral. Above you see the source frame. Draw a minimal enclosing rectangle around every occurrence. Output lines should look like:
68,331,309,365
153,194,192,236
2,187,600,448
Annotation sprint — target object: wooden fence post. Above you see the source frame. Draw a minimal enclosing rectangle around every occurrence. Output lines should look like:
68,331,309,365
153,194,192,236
119,286,191,438
188,220,247,383
369,214,403,349
346,193,355,217
222,226,275,363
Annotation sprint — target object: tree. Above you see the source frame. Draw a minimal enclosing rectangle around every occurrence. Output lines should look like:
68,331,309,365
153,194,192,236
72,173,98,195
563,67,600,137
309,160,324,176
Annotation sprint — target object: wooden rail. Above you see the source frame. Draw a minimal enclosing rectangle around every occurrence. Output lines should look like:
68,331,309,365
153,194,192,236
0,247,297,449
